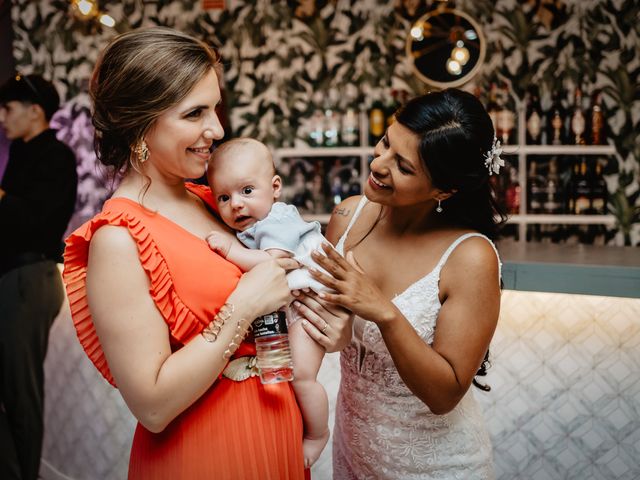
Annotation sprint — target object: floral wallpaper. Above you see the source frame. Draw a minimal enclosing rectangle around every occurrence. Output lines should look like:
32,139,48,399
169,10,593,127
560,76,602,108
9,0,640,244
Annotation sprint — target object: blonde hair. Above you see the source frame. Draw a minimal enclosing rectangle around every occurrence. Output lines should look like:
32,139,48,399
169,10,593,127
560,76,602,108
90,27,220,174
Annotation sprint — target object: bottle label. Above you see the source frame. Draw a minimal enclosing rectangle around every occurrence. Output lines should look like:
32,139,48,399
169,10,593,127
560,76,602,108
592,198,605,213
370,109,385,136
252,311,288,338
497,110,515,134
571,112,585,136
527,112,541,139
575,196,590,214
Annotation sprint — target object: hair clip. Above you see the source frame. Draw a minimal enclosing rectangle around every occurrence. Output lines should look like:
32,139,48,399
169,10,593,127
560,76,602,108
484,135,504,175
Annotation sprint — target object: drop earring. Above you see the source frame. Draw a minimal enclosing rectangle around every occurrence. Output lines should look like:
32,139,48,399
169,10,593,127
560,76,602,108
436,199,443,213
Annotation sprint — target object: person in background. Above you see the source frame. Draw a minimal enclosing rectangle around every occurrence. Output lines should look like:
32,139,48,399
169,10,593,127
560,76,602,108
0,73,78,480
295,88,505,479
206,137,331,468
62,27,328,479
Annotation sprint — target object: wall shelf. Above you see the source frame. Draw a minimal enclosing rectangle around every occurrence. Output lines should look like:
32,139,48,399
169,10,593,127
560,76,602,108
272,105,618,242
507,214,616,225
501,145,616,156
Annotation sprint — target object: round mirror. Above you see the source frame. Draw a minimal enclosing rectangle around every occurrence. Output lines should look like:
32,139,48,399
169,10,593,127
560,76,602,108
406,8,486,89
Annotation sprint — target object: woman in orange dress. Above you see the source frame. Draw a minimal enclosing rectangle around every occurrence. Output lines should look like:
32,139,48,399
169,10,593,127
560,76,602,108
63,27,309,479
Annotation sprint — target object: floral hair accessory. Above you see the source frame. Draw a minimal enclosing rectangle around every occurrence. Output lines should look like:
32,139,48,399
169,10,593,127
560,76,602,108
484,135,504,175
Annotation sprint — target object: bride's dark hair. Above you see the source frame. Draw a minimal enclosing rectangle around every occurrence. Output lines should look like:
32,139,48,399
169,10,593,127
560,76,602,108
396,88,506,390
395,88,507,240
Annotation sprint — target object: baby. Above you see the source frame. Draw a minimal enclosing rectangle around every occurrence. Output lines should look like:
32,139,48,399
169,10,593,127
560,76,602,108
206,138,330,468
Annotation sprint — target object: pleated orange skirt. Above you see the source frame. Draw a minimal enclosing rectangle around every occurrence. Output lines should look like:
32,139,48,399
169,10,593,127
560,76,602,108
128,374,306,480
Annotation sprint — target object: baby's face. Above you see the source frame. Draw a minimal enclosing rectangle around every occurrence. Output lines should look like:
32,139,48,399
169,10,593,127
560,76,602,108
208,151,281,231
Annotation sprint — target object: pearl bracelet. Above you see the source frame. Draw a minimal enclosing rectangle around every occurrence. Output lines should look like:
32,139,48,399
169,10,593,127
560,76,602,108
201,303,234,343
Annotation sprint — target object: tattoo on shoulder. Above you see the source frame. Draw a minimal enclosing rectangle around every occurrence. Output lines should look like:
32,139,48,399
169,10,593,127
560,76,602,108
333,207,351,217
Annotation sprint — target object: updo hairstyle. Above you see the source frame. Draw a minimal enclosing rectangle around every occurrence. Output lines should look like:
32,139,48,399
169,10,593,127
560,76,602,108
90,27,220,174
395,88,507,239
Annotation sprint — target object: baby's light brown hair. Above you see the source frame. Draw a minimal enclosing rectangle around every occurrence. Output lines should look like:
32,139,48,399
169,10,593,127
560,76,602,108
207,137,275,185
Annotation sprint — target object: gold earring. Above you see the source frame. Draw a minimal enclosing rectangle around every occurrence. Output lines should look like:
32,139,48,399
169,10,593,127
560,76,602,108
134,140,149,163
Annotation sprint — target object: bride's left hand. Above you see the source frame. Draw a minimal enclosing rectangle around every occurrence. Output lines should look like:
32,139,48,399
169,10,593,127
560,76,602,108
309,243,399,325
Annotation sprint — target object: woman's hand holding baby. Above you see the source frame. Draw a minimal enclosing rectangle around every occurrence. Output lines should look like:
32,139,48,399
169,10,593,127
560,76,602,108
231,259,293,320
308,243,400,327
293,289,353,352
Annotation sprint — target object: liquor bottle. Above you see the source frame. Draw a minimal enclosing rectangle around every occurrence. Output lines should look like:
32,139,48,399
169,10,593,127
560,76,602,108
308,92,325,147
547,90,566,145
341,107,360,147
253,311,294,384
569,86,586,145
542,158,564,214
590,160,607,214
486,83,500,135
504,165,521,215
588,89,605,145
323,92,340,147
368,99,385,146
527,161,544,214
385,89,400,128
573,157,591,214
308,109,325,147
525,86,544,145
565,160,579,214
496,82,516,144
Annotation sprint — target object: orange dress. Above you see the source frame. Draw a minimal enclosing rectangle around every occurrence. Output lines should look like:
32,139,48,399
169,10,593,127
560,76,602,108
63,184,306,480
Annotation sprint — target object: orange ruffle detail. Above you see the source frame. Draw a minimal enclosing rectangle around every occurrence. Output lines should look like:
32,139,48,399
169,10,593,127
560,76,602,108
63,210,206,387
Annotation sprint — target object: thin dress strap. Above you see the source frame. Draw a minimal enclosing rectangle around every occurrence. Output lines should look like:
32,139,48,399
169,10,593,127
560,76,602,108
335,196,369,254
435,232,502,284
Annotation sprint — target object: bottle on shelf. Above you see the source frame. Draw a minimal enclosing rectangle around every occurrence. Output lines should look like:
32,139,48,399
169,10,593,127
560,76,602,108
368,99,386,146
496,82,516,144
547,89,567,145
542,158,564,214
385,89,400,129
253,311,294,384
569,86,587,145
527,160,544,214
525,86,544,145
588,89,606,145
486,82,500,135
341,106,360,147
323,91,340,147
573,157,591,214
504,165,521,215
308,92,325,147
565,159,579,214
590,159,607,215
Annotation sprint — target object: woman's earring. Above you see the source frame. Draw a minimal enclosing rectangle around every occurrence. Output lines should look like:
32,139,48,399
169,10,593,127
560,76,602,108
134,140,149,163
436,199,443,213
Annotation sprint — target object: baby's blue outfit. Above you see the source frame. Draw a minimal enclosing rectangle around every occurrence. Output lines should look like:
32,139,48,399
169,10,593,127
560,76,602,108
237,202,330,292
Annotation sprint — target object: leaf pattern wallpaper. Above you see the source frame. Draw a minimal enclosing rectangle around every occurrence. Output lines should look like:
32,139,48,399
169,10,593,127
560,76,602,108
9,0,640,244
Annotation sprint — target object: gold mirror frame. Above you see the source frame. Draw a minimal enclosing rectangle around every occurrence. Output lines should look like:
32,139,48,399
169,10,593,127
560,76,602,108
406,8,486,89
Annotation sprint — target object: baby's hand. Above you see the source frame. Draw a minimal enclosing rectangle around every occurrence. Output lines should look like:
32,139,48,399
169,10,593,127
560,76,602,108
206,230,234,258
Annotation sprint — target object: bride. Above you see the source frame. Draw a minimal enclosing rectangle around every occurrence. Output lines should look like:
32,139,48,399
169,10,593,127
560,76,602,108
294,88,505,479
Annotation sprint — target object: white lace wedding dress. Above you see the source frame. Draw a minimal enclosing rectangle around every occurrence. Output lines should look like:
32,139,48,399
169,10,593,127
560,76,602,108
333,197,498,480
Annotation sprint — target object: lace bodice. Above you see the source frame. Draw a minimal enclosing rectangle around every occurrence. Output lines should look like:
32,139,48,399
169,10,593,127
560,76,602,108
333,196,497,480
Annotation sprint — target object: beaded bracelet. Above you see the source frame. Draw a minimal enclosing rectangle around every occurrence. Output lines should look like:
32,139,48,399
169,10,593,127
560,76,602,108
223,317,253,360
201,303,234,343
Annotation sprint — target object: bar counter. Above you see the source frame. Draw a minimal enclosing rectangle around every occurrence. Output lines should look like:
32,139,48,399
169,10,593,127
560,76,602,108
41,245,640,480
498,241,640,298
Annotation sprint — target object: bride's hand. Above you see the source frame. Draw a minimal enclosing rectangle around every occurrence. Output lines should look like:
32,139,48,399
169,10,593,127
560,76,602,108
308,243,399,326
292,289,353,352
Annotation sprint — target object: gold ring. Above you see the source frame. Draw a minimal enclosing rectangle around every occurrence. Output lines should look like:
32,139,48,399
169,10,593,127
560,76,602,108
321,323,328,334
